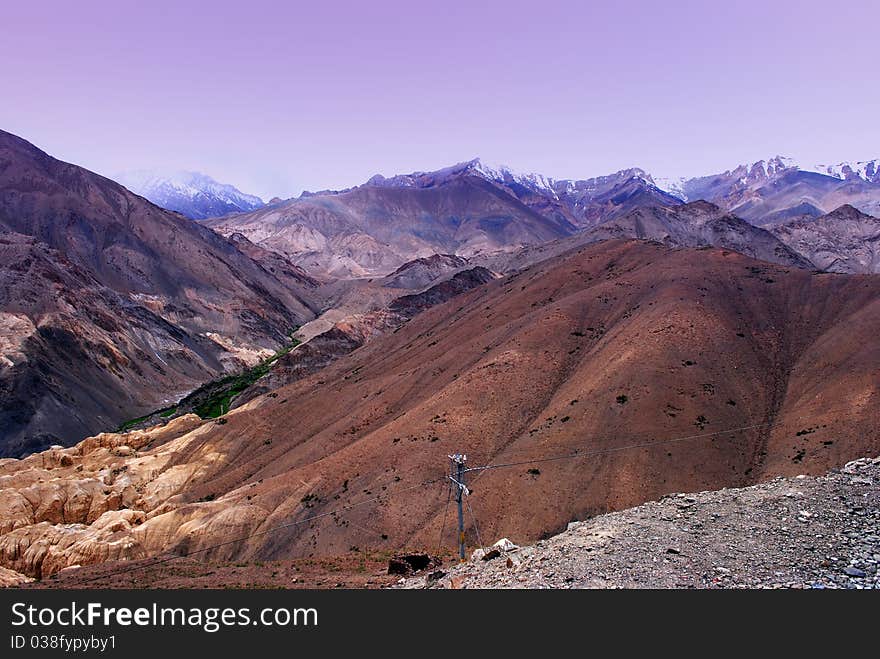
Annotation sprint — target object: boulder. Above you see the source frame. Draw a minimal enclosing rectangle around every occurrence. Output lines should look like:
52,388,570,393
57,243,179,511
471,538,519,562
492,538,519,552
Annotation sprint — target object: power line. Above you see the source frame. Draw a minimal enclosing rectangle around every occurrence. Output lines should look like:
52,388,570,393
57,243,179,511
464,495,486,558
464,421,775,474
435,480,452,556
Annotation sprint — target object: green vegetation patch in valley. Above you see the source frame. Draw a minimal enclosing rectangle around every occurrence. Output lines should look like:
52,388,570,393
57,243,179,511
192,338,300,419
116,335,300,430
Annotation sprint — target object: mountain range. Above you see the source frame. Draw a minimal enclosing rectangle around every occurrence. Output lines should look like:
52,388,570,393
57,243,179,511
5,130,880,458
119,155,880,235
205,156,880,278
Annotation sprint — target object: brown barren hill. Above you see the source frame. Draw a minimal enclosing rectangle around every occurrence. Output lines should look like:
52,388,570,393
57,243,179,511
1,240,879,579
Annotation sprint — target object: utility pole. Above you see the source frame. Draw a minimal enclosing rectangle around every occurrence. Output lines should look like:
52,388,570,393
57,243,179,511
449,453,468,561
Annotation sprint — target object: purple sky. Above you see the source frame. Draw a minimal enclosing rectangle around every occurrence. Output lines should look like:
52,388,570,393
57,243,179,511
2,0,878,199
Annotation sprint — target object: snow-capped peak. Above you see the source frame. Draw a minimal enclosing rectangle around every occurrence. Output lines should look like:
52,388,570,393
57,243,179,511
466,158,559,195
116,170,264,219
363,158,559,196
365,158,663,199
746,156,799,178
466,159,663,196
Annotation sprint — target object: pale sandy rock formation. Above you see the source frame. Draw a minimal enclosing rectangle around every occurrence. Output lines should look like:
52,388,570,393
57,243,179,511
0,414,242,578
0,565,33,586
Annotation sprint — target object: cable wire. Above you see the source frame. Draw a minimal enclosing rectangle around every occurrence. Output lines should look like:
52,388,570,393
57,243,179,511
464,494,486,557
464,421,773,473
435,480,452,556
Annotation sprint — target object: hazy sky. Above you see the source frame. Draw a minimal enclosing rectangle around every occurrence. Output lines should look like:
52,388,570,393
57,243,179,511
2,0,878,199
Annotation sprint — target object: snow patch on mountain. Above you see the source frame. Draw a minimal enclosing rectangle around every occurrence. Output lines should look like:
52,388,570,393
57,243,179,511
653,176,689,201
747,156,799,178
468,159,559,196
810,160,880,184
653,156,880,201
705,156,880,185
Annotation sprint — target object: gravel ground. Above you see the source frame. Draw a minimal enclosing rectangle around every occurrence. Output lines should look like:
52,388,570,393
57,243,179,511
399,456,880,589
21,554,400,590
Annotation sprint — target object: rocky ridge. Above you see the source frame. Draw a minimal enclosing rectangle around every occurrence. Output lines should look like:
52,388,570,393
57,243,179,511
768,205,880,274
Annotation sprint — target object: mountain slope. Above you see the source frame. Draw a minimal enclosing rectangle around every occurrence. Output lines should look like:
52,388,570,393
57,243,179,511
0,129,318,343
382,254,470,289
115,170,264,219
0,130,320,455
2,240,878,579
0,233,224,456
769,205,880,273
233,265,499,408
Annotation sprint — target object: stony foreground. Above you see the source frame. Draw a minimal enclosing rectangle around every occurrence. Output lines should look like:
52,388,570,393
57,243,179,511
400,456,880,589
